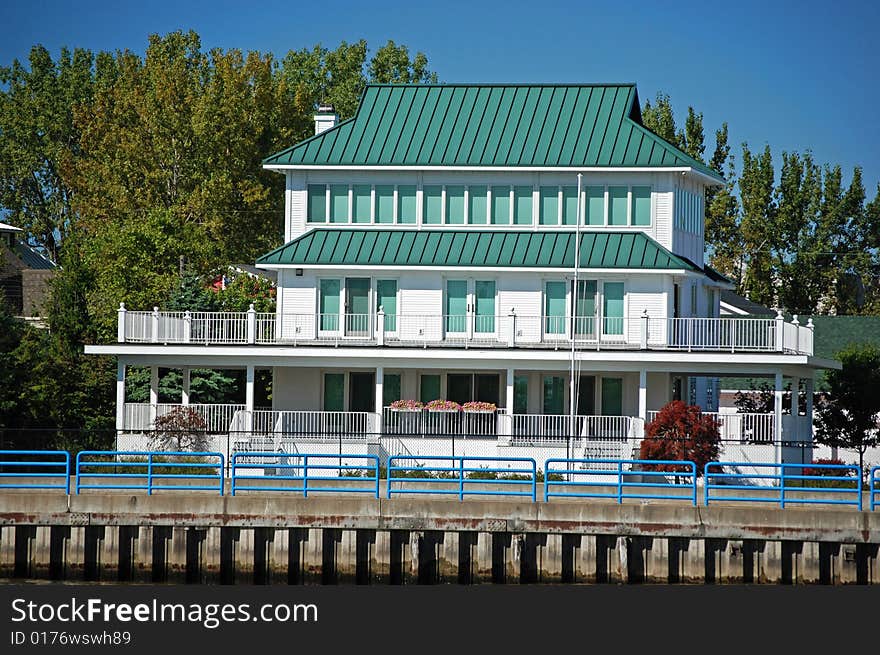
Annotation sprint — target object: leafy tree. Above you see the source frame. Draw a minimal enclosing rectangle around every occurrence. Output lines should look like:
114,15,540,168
813,344,880,480
705,124,743,284
739,144,777,306
641,92,682,147
150,406,209,451
125,367,240,405
215,270,276,312
639,401,721,475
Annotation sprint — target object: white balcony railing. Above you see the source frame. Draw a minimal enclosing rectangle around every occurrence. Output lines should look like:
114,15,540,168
229,410,379,440
115,304,814,354
646,410,775,443
503,414,641,444
122,403,247,433
382,407,504,437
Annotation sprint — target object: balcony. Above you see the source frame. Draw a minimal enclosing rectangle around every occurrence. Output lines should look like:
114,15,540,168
115,305,815,355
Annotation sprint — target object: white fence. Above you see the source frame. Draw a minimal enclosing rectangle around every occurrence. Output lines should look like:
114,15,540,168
646,410,775,443
122,403,246,433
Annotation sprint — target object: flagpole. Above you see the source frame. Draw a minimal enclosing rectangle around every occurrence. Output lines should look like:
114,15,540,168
569,173,583,450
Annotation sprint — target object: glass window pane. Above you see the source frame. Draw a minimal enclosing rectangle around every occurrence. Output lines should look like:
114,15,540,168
632,186,651,226
574,280,597,336
608,186,628,226
469,185,488,224
377,279,397,331
474,280,495,333
544,281,566,334
562,186,579,225
383,374,401,407
586,186,605,225
445,280,468,333
308,184,326,222
323,373,344,411
514,375,528,414
513,186,533,225
319,279,340,331
423,185,442,224
491,186,510,224
539,186,559,225
603,282,624,335
420,374,440,404
446,185,465,224
543,376,565,415
601,377,623,416
330,184,349,223
376,185,395,224
353,185,372,224
398,185,417,224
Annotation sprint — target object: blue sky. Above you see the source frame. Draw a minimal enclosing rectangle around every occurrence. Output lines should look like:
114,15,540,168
2,0,878,194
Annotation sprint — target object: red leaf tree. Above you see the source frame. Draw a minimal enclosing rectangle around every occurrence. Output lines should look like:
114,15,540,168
639,401,721,475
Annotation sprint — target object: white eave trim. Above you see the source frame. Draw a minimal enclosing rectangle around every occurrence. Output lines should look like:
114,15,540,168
262,164,724,186
255,264,698,276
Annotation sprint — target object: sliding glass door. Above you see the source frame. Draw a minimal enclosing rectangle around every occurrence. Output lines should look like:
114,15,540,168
445,279,496,338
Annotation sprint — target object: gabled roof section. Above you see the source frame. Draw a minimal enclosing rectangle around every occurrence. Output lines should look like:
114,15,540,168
264,83,723,181
256,228,701,271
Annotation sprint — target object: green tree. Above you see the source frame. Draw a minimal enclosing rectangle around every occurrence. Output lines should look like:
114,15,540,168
705,124,743,284
739,144,777,306
814,344,880,480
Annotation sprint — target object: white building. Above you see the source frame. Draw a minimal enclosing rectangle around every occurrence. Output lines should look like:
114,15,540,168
85,83,838,468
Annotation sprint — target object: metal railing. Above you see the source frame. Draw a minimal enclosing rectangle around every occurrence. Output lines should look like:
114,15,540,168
123,403,247,433
544,458,697,504
230,410,378,439
74,451,225,495
505,414,637,443
230,452,380,497
387,455,537,501
871,466,879,511
704,461,863,509
383,407,502,437
647,410,775,443
117,305,813,354
0,450,70,492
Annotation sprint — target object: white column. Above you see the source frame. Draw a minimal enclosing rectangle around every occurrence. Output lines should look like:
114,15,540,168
506,368,515,414
181,367,191,406
375,366,384,437
149,366,159,427
116,360,126,431
805,376,814,443
774,371,784,463
245,365,255,434
638,369,647,421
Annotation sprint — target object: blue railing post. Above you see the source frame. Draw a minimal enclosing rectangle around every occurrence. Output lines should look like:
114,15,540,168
147,453,153,496
374,456,380,499
704,463,711,506
857,470,862,512
530,459,537,502
302,455,309,498
64,452,71,495
779,464,785,509
690,462,697,507
871,466,879,511
218,454,225,496
387,457,394,499
458,457,464,501
75,451,83,495
230,454,237,496
617,460,623,504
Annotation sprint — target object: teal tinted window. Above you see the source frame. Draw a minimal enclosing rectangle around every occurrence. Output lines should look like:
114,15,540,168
586,186,604,225
601,377,623,416
539,186,559,225
376,279,397,331
469,185,488,224
632,186,651,226
543,376,565,415
446,185,465,224
330,184,349,223
603,282,624,335
319,279,340,331
562,186,579,225
513,186,533,225
353,185,372,224
420,375,441,403
544,281,566,335
514,375,529,414
491,186,510,224
376,185,394,223
574,280,597,336
307,184,326,222
608,186,628,226
445,280,468,333
323,373,344,411
383,374,401,407
423,185,442,224
398,185,417,224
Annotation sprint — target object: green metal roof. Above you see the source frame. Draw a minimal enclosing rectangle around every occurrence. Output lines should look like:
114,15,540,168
264,84,723,181
256,228,701,270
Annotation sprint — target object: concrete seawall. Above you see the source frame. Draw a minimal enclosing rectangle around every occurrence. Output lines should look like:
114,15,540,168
0,492,878,585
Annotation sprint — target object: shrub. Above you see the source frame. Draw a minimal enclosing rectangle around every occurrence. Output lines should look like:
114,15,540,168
389,399,423,410
151,406,210,452
639,401,720,475
425,399,461,411
462,401,497,412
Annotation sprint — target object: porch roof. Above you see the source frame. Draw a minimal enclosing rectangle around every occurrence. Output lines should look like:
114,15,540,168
256,228,702,271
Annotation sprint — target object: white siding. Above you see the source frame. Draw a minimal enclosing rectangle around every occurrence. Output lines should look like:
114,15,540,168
499,274,542,344
653,188,673,251
398,273,443,342
273,367,322,410
626,276,667,344
280,274,317,340
288,173,307,241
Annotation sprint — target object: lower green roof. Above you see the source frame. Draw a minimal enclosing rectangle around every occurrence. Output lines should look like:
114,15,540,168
256,228,700,270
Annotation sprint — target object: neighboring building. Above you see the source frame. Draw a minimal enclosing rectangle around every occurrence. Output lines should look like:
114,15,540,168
85,83,839,469
0,221,57,321
719,290,775,317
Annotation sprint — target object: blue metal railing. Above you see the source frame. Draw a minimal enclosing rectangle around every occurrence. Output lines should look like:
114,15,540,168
544,458,698,505
871,466,879,511
704,462,862,510
387,456,537,501
0,450,71,493
75,451,224,495
230,453,380,498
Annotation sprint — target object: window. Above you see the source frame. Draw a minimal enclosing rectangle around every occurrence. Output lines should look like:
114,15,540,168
691,284,698,316
543,376,566,415
544,281,566,334
383,374,401,407
376,185,394,224
329,184,349,223
514,375,529,413
323,373,344,411
600,377,623,415
446,185,465,224
603,282,624,335
539,186,559,225
420,374,441,403
398,185,417,224
376,279,397,331
632,186,651,226
491,186,510,224
307,184,326,222
562,186,579,225
423,185,442,224
352,185,371,224
574,280,597,336
319,279,340,331
608,186,628,226
469,185,488,224
513,186,533,225
585,186,604,226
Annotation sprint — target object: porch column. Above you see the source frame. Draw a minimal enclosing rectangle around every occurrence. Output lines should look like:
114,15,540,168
505,368,515,438
116,360,126,431
805,376,814,443
245,365,255,433
149,366,159,427
374,367,384,437
774,371,784,463
638,369,647,422
181,367,191,406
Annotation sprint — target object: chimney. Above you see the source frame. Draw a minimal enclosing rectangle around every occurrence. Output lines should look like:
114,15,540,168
314,103,338,135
